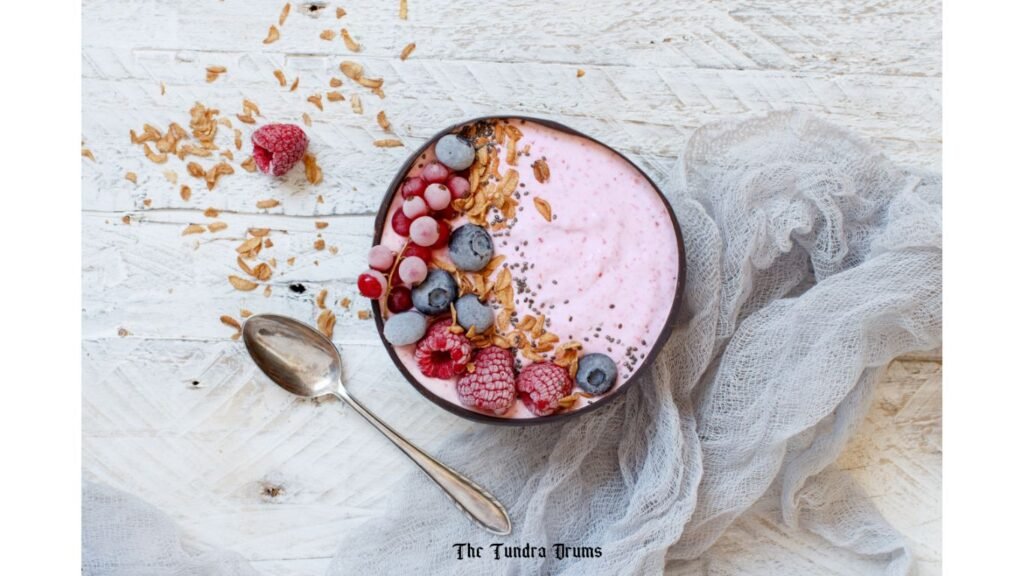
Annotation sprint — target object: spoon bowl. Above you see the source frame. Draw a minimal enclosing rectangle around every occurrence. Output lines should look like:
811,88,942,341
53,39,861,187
243,314,340,399
241,313,512,535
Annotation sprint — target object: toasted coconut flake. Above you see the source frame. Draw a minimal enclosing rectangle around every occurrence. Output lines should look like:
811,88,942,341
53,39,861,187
399,0,408,20
253,263,273,281
249,227,270,237
279,2,291,26
303,153,323,184
143,143,168,164
204,207,220,218
263,25,280,44
576,68,586,78
351,94,363,114
336,7,346,18
317,310,337,338
205,162,234,190
207,221,228,233
371,86,386,99
182,224,205,235
316,289,328,309
264,238,274,248
356,76,383,89
329,77,343,88
240,309,253,318
205,66,227,83
256,199,280,209
313,238,326,250
229,275,259,291
340,61,363,80
558,394,580,409
180,185,192,201
357,310,371,320
533,197,552,222
307,94,324,111
376,110,391,132
264,285,273,297
340,297,351,309
236,237,263,255
320,29,336,41
302,113,313,127
341,29,360,52
186,162,205,178
220,315,241,329
125,172,138,184
241,157,257,172
242,99,261,117
327,91,344,102
400,42,416,61
237,113,256,124
273,69,287,86
315,221,329,229
290,77,300,92
532,158,550,183
374,139,403,148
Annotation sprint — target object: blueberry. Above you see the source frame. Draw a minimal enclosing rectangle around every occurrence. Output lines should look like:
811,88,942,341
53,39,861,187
411,269,458,315
454,295,494,332
575,353,618,394
447,224,493,272
434,135,475,171
383,311,428,346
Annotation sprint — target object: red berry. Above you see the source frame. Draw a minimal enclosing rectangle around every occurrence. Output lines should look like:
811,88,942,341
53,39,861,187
403,244,432,263
431,220,451,249
357,269,387,299
421,161,449,184
401,176,427,199
456,347,516,415
392,209,413,236
387,286,413,313
516,362,573,416
436,206,459,220
414,320,472,379
447,175,470,199
251,124,309,176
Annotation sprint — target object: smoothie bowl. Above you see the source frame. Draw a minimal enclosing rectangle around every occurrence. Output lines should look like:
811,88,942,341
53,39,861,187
358,117,684,425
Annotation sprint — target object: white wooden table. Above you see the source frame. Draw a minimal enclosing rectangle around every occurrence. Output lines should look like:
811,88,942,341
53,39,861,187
82,1,941,574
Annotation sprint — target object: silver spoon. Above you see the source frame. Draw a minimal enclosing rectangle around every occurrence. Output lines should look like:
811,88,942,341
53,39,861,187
242,313,511,535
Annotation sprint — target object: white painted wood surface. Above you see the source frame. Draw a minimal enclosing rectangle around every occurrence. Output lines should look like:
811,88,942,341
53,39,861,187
82,1,941,574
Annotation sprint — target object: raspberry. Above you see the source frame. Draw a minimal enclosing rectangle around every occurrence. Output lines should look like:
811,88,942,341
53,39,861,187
251,124,308,176
414,319,472,379
456,347,516,415
516,362,573,416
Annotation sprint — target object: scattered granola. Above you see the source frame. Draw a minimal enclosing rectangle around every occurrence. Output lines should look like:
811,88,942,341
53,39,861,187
256,199,280,209
317,310,336,338
180,185,192,201
263,25,280,44
400,43,416,61
533,197,552,222
125,172,137,184
182,224,205,236
341,29,361,52
278,3,291,26
303,153,323,184
205,65,227,83
374,139,403,148
376,110,392,132
273,69,287,86
307,94,324,111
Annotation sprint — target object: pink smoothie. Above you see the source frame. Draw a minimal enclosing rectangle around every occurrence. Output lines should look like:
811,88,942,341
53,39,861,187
380,119,679,419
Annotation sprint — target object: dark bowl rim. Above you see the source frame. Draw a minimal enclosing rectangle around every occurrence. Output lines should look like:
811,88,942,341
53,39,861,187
370,115,686,426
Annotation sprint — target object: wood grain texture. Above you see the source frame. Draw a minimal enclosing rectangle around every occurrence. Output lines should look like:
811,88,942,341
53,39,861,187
82,1,941,574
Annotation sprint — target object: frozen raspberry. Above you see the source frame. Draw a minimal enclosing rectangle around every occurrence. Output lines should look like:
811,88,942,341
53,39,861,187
251,124,308,176
387,286,413,313
401,176,427,199
392,209,413,236
421,161,450,184
516,362,573,416
456,347,516,415
357,269,387,299
414,319,472,379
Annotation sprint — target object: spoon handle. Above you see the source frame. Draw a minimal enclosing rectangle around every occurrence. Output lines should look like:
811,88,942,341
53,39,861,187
333,390,512,535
